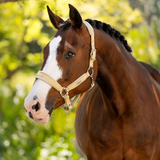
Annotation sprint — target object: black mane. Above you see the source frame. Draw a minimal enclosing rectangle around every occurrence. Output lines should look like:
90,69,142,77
61,19,132,52
85,19,132,52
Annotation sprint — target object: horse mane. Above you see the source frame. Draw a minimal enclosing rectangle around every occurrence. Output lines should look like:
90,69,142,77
61,19,132,53
85,19,132,52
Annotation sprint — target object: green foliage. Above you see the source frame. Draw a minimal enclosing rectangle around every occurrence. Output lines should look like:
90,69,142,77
0,1,82,159
0,0,159,159
127,0,160,68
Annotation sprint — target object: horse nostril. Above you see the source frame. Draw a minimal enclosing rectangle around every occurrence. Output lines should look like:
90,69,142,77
32,102,40,112
29,112,33,119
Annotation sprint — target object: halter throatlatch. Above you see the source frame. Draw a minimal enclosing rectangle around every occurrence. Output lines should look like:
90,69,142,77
35,21,96,114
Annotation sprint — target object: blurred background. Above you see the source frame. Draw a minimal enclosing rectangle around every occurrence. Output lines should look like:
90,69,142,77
0,0,160,159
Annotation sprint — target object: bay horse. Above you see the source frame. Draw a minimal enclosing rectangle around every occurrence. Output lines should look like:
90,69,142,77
24,4,160,160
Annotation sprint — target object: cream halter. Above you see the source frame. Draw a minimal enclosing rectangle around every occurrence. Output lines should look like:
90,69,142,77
35,21,96,114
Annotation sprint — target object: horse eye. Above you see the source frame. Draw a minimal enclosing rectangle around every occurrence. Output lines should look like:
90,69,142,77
64,52,76,59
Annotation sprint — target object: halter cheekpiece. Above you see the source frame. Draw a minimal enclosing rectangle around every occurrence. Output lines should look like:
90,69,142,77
35,21,96,114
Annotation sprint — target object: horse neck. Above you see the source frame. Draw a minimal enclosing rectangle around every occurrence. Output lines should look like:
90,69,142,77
95,29,137,115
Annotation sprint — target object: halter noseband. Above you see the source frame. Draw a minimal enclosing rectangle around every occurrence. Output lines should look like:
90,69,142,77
35,21,96,113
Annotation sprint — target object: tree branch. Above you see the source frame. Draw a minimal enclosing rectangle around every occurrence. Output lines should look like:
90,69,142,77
5,66,25,80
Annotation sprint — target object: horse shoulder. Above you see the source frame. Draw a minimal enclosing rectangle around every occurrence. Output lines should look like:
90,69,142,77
140,62,160,98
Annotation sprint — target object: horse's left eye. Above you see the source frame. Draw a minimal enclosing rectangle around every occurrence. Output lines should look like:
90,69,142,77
64,52,76,59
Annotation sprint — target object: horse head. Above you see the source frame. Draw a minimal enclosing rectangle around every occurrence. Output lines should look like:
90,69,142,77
24,4,98,124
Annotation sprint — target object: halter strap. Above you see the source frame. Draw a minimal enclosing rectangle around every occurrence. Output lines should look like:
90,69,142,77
35,21,96,113
83,21,96,68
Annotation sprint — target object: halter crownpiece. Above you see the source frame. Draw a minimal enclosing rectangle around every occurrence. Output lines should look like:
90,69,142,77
35,21,96,114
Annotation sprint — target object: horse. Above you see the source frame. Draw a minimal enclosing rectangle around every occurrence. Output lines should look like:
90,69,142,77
24,4,160,160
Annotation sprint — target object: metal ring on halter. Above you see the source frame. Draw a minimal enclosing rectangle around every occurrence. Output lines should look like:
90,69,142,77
87,68,94,77
65,109,71,114
60,87,68,98
64,105,72,114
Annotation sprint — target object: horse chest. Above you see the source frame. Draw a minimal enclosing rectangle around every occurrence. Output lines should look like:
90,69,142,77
75,108,160,160
75,93,123,159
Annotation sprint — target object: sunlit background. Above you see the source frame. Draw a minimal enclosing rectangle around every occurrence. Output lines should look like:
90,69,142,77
0,0,160,159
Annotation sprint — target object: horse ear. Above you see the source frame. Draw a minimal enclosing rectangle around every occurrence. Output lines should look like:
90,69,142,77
47,6,64,29
69,4,82,29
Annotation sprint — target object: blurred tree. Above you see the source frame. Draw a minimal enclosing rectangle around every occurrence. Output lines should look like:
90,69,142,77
128,0,160,69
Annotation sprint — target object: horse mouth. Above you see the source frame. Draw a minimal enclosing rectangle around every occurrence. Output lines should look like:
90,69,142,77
33,107,54,124
34,118,43,122
34,114,50,124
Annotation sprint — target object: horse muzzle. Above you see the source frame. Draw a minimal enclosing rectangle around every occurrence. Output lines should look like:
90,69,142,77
24,93,52,124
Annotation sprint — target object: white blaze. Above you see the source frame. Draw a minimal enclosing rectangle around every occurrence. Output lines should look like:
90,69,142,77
43,36,62,80
25,36,63,111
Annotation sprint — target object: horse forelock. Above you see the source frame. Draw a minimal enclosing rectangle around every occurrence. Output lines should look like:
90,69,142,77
59,19,72,30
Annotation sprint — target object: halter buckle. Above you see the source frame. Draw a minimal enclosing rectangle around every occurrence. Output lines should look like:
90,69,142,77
91,48,96,60
60,87,68,98
87,67,95,90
